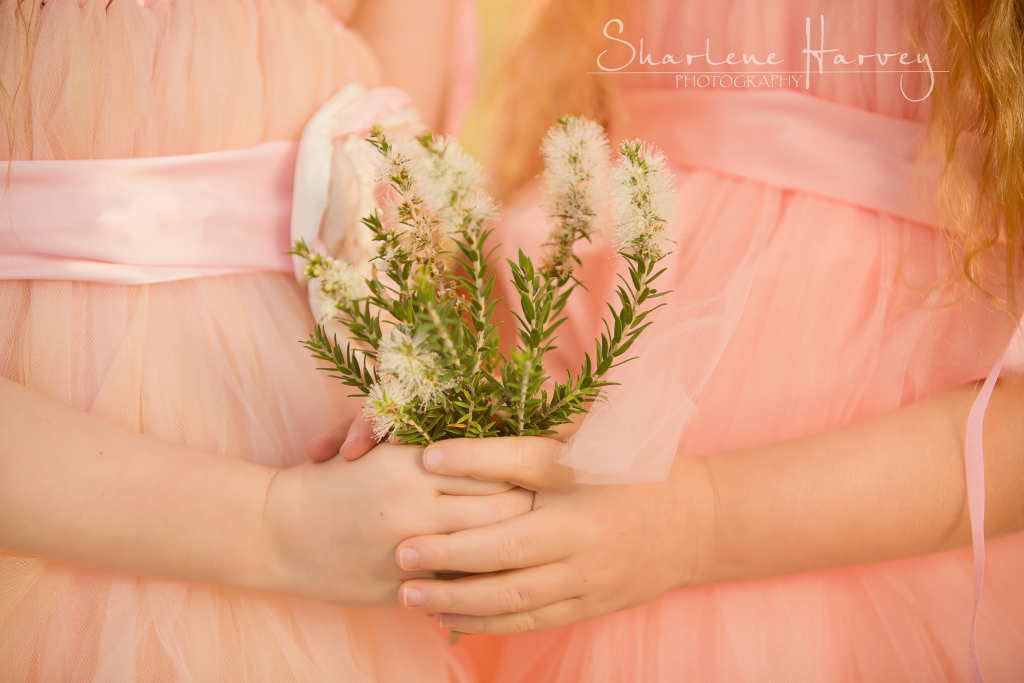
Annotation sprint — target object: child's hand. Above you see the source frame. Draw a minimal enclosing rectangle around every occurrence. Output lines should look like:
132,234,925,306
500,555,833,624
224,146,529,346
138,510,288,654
390,437,714,633
263,442,532,607
305,412,377,462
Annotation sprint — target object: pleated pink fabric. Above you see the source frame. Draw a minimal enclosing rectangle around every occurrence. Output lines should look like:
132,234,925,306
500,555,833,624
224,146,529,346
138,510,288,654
482,0,1024,680
0,1,471,680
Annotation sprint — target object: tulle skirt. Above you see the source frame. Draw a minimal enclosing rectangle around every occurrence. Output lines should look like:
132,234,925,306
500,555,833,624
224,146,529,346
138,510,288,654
0,274,472,682
482,168,1024,682
0,1,477,680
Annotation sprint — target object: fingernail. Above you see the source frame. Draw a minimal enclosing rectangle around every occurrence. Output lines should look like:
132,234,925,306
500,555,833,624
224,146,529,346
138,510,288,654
402,586,424,607
438,613,456,628
423,446,443,471
398,547,420,570
343,433,358,447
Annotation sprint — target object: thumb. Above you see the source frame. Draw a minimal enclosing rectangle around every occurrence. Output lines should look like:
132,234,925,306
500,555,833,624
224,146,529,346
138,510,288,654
422,436,577,493
306,413,377,462
336,412,378,461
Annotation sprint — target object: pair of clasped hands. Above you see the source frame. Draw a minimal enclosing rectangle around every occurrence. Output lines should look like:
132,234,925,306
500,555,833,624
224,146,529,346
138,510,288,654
263,412,712,635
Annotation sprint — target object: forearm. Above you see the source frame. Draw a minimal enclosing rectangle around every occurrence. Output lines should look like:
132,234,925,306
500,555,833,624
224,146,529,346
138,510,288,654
0,377,281,592
690,378,1024,585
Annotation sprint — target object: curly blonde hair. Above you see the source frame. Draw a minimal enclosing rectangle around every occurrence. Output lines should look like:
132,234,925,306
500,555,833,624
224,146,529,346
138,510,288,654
929,0,1023,306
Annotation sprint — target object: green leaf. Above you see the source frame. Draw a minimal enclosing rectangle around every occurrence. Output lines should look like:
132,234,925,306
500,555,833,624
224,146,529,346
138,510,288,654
620,301,634,326
521,296,535,322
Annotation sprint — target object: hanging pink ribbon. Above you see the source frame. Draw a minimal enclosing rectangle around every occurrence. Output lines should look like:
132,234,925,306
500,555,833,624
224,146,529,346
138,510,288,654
964,318,1024,683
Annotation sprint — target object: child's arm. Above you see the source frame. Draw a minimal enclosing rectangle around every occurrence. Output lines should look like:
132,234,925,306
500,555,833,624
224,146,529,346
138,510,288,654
386,378,1024,633
701,377,1024,583
0,377,277,591
0,377,532,607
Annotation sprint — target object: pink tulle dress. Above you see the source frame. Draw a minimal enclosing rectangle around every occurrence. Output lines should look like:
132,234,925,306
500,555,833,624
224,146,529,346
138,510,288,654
0,1,475,681
479,0,1024,681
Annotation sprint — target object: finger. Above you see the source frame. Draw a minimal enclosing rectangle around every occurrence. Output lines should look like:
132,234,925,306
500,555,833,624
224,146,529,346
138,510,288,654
398,563,578,616
336,413,377,462
306,422,350,462
396,509,570,573
429,488,535,536
434,477,516,496
435,598,585,635
368,444,511,495
422,437,577,493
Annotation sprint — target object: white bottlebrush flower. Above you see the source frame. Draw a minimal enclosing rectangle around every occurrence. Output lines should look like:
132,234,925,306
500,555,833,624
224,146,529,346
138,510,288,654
401,201,438,254
539,116,610,278
318,257,364,305
540,116,609,227
458,187,499,231
373,133,497,252
318,297,339,322
611,140,677,260
363,379,412,441
371,136,425,190
379,327,449,403
375,239,399,268
378,189,438,256
414,133,497,235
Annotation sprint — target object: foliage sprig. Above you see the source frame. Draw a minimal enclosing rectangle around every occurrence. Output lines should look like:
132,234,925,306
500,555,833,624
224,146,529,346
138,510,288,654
290,117,675,445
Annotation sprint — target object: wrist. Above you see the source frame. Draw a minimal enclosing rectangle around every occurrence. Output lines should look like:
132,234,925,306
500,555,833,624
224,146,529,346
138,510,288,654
255,464,306,598
669,454,719,589
186,459,283,597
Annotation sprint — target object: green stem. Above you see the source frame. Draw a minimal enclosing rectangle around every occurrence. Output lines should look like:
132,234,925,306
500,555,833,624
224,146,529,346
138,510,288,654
515,348,539,436
426,301,463,377
598,261,651,370
405,417,433,445
459,224,493,430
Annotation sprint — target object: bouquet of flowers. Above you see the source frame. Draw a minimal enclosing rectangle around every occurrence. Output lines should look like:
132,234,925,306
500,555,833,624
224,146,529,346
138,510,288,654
290,116,675,445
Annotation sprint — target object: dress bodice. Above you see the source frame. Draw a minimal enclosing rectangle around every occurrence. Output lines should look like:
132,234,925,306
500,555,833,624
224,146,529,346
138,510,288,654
0,0,381,160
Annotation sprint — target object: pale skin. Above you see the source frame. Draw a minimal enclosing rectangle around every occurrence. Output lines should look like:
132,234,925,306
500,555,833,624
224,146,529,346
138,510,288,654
0,377,532,606
323,374,1024,634
330,0,456,130
0,0,513,608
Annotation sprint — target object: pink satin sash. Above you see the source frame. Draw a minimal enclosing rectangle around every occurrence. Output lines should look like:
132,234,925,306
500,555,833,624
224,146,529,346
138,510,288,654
0,141,297,284
617,89,945,228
